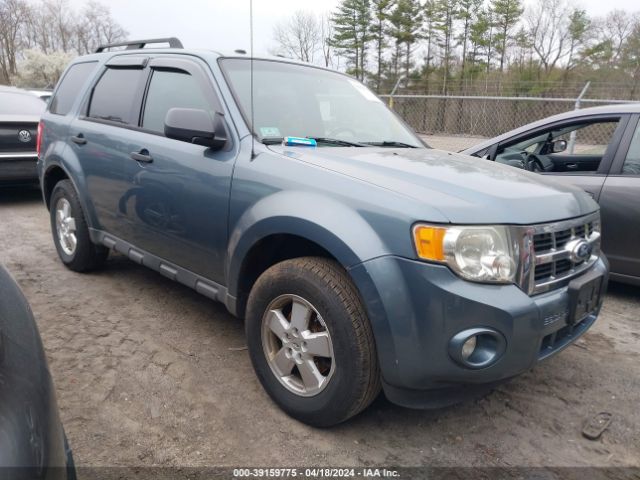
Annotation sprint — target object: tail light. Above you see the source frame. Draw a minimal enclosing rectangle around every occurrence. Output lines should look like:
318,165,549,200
36,120,43,157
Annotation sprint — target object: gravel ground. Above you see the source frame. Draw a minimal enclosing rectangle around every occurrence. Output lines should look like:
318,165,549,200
0,185,639,471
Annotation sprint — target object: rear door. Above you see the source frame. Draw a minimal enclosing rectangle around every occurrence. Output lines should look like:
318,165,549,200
67,56,149,239
598,114,640,280
119,56,236,283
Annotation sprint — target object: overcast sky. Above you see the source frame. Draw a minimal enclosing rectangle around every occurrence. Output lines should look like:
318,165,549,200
70,0,640,55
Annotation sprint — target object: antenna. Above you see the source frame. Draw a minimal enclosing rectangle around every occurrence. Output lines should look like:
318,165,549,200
249,0,256,159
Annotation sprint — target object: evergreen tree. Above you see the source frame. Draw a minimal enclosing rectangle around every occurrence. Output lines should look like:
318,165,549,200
330,0,372,80
433,0,458,93
370,0,394,92
388,0,423,87
456,0,483,81
490,0,523,73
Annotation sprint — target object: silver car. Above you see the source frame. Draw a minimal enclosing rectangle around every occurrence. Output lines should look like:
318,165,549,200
0,86,45,185
461,104,640,286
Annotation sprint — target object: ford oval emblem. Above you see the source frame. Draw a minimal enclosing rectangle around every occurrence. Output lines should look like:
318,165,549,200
569,239,592,263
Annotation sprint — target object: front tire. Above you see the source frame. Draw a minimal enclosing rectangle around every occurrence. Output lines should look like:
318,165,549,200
245,257,380,427
50,179,108,272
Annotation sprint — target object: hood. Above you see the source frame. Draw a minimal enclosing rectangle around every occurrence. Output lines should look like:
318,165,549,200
267,146,598,225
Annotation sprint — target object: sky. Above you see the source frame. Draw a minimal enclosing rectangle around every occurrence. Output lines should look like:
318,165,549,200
69,0,639,55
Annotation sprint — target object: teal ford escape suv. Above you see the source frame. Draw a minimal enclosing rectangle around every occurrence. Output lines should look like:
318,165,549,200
37,38,608,426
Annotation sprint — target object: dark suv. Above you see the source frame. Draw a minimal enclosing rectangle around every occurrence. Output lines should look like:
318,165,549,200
37,38,608,426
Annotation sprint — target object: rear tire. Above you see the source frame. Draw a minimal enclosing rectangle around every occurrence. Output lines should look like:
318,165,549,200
245,257,380,427
50,179,108,272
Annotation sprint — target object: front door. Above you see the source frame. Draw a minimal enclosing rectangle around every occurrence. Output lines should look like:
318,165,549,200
119,57,236,284
599,115,640,279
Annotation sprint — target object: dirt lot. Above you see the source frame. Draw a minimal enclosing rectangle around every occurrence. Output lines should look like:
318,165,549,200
0,186,639,470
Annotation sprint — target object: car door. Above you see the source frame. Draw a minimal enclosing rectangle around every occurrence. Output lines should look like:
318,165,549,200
67,56,149,239
491,115,629,201
598,114,640,282
119,56,236,284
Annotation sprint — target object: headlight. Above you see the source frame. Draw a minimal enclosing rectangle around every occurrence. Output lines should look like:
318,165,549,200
413,224,517,283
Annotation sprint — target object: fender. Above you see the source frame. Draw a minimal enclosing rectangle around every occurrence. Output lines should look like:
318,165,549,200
42,143,99,235
226,190,392,300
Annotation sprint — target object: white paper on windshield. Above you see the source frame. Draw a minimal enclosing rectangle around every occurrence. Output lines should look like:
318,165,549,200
348,79,383,103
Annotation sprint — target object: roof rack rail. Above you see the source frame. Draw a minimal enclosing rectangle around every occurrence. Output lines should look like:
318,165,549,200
95,37,183,53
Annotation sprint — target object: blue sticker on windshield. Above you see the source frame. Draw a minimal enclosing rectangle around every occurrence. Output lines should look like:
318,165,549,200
260,127,281,137
284,136,317,147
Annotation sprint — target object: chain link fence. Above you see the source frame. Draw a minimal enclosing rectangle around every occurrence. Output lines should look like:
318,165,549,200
381,93,639,148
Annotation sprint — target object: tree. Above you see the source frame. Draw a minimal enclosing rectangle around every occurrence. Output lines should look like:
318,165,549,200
0,0,30,82
456,0,483,81
370,0,393,92
273,10,321,63
433,0,457,93
526,0,574,76
13,48,73,87
75,0,127,54
330,0,372,81
565,9,590,75
490,0,523,73
468,7,491,75
0,0,126,85
388,0,423,88
319,13,334,68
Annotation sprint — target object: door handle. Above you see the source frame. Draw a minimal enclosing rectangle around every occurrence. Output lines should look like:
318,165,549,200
130,149,153,163
566,163,577,169
71,134,87,145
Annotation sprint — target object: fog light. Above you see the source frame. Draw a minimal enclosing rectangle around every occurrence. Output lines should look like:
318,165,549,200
449,328,507,369
461,336,477,360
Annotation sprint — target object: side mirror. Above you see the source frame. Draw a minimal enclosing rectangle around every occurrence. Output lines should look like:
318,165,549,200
164,108,227,150
552,139,567,153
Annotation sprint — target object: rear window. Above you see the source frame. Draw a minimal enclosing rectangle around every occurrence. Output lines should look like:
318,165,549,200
88,68,145,125
0,92,46,115
49,61,98,115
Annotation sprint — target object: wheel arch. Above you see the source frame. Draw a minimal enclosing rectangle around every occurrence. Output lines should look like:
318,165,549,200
226,193,390,318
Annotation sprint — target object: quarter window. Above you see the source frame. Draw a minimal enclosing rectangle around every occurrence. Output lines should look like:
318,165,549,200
49,62,98,115
142,69,210,134
88,68,145,125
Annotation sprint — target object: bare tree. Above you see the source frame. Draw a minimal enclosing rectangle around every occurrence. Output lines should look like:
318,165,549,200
273,10,321,63
526,0,574,76
319,13,334,68
594,10,640,67
0,0,30,81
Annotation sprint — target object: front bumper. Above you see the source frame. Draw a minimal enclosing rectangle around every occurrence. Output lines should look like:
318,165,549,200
0,153,39,183
348,255,608,408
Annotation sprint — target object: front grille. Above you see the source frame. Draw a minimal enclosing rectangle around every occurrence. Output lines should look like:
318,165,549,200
527,214,600,294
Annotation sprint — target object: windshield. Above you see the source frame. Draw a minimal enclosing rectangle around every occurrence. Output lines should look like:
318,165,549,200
219,58,423,147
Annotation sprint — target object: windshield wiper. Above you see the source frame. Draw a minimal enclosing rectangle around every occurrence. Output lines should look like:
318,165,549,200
259,136,367,147
363,141,418,148
305,137,367,147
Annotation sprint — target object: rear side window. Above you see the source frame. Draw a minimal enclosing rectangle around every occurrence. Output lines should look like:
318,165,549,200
142,69,209,133
49,62,97,115
88,68,145,125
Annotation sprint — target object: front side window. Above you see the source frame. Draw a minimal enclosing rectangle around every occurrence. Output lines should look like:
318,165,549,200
88,67,145,125
219,58,422,147
49,61,98,115
495,119,620,173
142,69,210,133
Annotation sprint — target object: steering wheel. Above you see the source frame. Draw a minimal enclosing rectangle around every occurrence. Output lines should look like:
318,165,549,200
525,153,545,172
326,126,358,139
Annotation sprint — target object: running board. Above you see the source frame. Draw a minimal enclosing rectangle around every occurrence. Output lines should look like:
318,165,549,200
90,229,230,307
